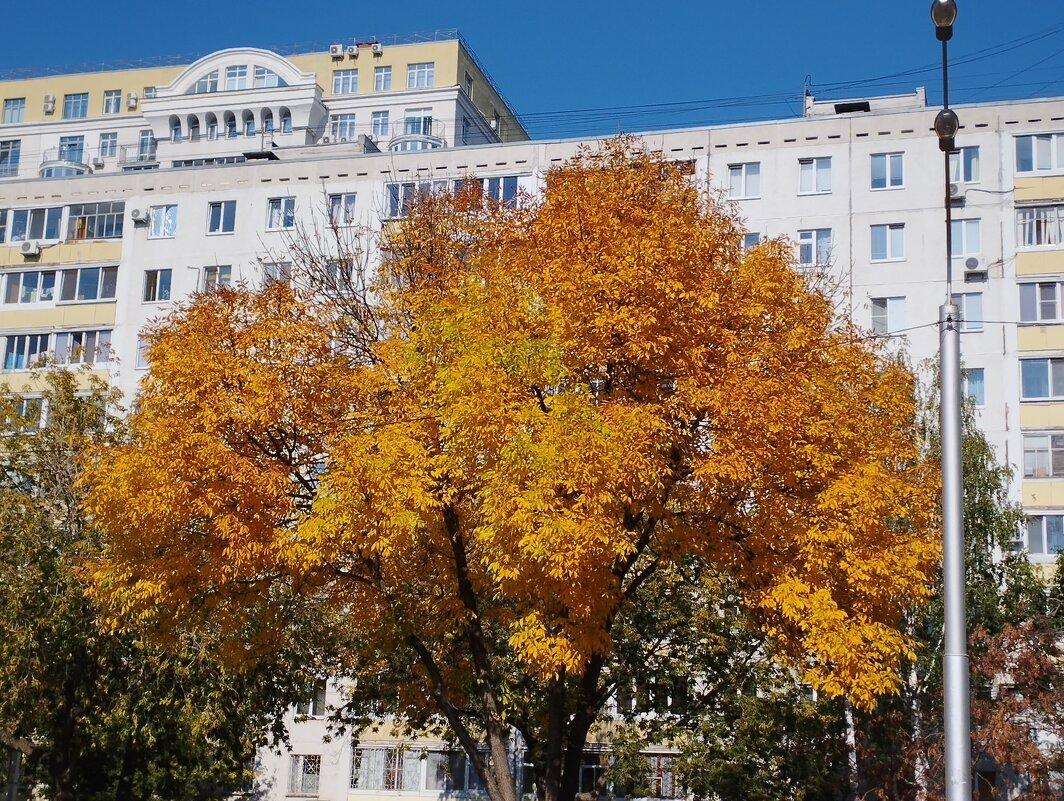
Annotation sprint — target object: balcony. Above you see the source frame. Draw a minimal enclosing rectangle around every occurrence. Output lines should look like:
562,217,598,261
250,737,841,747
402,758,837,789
388,118,446,152
39,147,90,178
119,142,159,169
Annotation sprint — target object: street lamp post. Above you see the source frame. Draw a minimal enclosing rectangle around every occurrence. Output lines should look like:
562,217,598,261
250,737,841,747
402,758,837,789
932,2,972,800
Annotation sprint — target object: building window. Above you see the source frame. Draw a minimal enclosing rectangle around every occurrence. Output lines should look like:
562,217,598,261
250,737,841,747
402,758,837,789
2,334,49,371
798,228,832,267
294,681,327,717
727,162,760,199
67,201,124,240
870,223,905,261
1018,204,1064,248
207,200,236,234
262,262,292,284
950,219,981,258
289,755,321,796
0,209,6,243
149,205,178,238
243,113,255,137
871,152,904,189
1016,133,1064,174
2,98,25,125
1020,281,1064,323
135,335,150,369
742,232,762,251
12,396,43,431
331,113,356,140
374,66,392,92
1023,433,1064,478
98,132,117,158
138,129,156,159
266,197,295,230
103,90,121,114
56,266,117,302
58,135,85,163
371,110,389,138
404,108,433,136
4,270,56,304
143,269,172,302
407,62,435,89
950,146,980,183
253,67,281,88
280,110,292,134
871,296,906,335
224,65,248,91
63,93,89,119
1021,357,1064,400
798,156,831,194
10,207,62,241
143,86,157,99
333,69,358,95
1023,514,1064,556
386,180,451,219
193,71,218,94
328,193,357,225
962,368,985,408
951,292,983,332
55,329,111,365
203,265,232,290
0,140,20,177
464,72,474,96
225,115,238,139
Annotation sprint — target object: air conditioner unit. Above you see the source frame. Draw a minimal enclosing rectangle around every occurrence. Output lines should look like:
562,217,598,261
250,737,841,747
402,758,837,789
91,157,105,168
130,208,149,223
346,45,358,58
329,44,344,59
43,94,56,114
20,240,41,256
126,92,138,110
371,42,384,55
949,183,966,201
321,136,331,144
964,257,986,273
339,137,348,143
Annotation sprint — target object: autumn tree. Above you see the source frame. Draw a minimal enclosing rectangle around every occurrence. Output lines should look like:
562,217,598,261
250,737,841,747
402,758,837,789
86,141,938,801
0,371,311,801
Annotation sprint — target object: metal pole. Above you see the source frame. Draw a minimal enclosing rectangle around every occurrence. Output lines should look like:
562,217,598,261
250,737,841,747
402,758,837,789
940,302,970,801
932,2,972,797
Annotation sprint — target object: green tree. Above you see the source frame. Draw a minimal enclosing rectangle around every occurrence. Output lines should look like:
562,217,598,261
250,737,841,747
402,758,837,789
0,371,311,801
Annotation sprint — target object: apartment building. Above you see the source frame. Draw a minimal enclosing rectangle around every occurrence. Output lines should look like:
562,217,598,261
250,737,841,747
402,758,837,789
2,35,1064,798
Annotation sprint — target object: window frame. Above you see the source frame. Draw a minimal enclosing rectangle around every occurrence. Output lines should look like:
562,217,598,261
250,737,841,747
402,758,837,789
2,98,25,125
206,200,236,235
102,89,122,115
374,66,392,92
202,264,232,291
798,156,831,195
10,206,63,242
62,93,89,120
148,205,177,239
870,152,904,190
1020,280,1064,323
1023,432,1064,479
289,754,321,796
871,296,906,335
950,146,980,184
328,193,357,226
951,292,983,332
0,140,21,178
870,222,906,262
727,162,761,199
1017,204,1064,249
962,367,986,407
1016,133,1064,174
142,268,173,303
266,197,295,230
950,218,981,259
332,69,359,95
406,62,435,89
797,228,832,268
1022,513,1064,557
1021,357,1064,400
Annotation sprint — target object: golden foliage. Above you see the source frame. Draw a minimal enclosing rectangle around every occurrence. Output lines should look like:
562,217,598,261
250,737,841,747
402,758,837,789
87,140,938,710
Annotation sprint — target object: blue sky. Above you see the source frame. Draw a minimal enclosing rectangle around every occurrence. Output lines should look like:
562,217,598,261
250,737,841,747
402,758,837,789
4,0,1064,139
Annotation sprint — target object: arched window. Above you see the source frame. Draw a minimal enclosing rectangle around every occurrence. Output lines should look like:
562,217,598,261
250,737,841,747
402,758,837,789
205,112,218,141
253,67,284,88
279,108,292,135
224,111,238,139
169,116,182,143
262,109,274,135
191,70,219,94
187,114,201,142
243,110,256,137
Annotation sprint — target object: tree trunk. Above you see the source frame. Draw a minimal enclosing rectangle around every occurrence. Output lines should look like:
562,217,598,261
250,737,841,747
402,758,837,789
5,750,20,801
908,664,928,801
114,731,139,801
844,701,860,801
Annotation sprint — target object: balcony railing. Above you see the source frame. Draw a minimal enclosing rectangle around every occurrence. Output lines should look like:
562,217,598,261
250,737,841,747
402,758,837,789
388,118,446,151
119,142,159,166
39,147,90,177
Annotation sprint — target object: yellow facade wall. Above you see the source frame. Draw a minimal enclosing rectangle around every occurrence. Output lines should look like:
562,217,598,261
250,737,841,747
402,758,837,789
0,67,182,125
1020,402,1064,429
0,241,123,267
0,368,110,393
1016,249,1064,277
1015,176,1064,203
293,41,461,98
1019,324,1064,352
0,303,116,331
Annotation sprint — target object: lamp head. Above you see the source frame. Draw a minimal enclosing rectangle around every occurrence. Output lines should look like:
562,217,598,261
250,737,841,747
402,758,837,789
935,108,960,151
932,0,957,41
